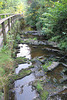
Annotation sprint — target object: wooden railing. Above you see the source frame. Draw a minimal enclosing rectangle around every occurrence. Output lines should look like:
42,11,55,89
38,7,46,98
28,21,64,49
0,14,22,45
0,13,14,19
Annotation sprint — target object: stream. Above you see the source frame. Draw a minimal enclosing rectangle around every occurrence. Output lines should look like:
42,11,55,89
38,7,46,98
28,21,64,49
10,33,67,100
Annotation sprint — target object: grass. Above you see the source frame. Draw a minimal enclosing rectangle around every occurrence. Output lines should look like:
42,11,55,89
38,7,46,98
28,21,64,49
0,92,3,100
0,31,15,100
0,20,22,99
0,44,14,100
0,42,14,86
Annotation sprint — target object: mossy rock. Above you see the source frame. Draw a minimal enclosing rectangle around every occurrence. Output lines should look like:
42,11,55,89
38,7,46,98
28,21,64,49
15,57,28,64
36,82,43,93
29,65,34,69
40,91,49,100
14,69,31,80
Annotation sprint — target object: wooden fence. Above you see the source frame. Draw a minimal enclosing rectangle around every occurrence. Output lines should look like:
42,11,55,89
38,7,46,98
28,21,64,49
0,14,22,45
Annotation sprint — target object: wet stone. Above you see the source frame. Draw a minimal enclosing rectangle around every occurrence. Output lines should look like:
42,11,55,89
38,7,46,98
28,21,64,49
34,70,45,78
47,62,59,71
48,88,67,100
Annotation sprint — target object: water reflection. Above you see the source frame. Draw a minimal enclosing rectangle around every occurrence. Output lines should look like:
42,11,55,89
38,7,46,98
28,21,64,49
17,44,31,59
17,43,63,61
15,62,32,74
15,74,37,100
15,85,37,100
47,64,67,83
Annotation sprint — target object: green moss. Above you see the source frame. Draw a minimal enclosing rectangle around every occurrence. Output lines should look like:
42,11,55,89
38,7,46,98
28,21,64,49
33,37,37,40
15,57,28,64
35,81,49,100
41,91,48,100
14,69,31,80
29,65,34,68
42,61,52,71
36,82,43,92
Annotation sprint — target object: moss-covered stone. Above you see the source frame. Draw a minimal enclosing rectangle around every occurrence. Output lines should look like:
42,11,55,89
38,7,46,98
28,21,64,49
15,57,28,64
14,69,31,80
33,81,49,100
29,65,34,69
36,82,43,93
42,61,52,72
40,91,48,100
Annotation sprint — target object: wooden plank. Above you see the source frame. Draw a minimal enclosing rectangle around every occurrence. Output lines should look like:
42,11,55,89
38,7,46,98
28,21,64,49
0,13,14,16
8,19,10,31
2,22,6,45
11,17,12,24
0,14,22,45
0,34,3,47
0,14,22,24
0,15,15,24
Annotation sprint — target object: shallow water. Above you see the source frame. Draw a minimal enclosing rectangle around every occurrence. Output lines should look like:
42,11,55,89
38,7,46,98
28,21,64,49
49,88,67,100
17,44,31,59
17,43,62,60
15,62,32,74
10,34,67,100
47,64,67,83
14,74,37,100
15,85,37,100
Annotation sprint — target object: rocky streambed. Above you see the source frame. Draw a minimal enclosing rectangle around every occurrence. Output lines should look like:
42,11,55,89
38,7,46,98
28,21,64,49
10,31,67,100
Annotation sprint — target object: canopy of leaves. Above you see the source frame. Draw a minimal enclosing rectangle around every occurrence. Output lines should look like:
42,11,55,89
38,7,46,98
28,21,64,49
25,0,67,51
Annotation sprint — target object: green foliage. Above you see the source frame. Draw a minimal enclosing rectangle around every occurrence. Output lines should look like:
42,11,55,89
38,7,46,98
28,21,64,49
0,0,21,13
25,0,40,29
25,0,53,30
16,34,21,41
25,0,67,51
41,1,67,51
0,92,3,100
0,31,14,95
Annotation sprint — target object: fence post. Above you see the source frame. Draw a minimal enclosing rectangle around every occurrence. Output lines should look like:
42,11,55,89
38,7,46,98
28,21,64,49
2,22,6,45
8,19,10,31
11,17,12,24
